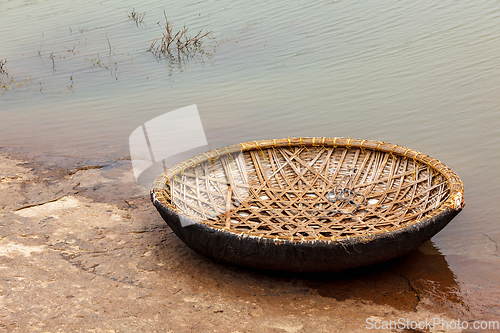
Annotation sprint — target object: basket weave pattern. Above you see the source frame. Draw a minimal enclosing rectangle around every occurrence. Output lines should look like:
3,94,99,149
153,138,463,241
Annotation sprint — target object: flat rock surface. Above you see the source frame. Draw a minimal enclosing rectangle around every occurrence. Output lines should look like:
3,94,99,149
0,152,489,332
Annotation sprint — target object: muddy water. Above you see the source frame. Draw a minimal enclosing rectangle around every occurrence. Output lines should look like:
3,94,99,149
1,0,499,320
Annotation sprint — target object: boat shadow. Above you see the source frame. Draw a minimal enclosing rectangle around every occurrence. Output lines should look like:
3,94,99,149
172,239,470,316
301,240,468,315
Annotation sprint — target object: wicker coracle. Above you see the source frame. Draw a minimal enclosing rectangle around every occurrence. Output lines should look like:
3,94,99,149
151,137,464,272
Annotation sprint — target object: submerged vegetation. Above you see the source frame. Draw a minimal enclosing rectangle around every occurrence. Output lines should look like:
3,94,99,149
127,9,145,26
0,59,8,94
0,59,7,76
1,58,43,95
2,9,218,95
147,11,214,63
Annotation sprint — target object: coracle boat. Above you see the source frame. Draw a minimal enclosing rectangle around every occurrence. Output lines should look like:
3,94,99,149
151,138,464,272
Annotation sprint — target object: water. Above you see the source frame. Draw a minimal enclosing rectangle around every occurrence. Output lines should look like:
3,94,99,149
1,0,499,317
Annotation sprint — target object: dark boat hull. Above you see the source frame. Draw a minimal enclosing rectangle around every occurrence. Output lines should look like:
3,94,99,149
152,192,461,272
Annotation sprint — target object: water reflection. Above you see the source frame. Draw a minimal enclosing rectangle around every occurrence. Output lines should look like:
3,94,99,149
160,236,470,317
303,241,467,315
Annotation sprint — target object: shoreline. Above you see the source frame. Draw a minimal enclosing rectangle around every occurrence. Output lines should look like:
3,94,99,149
0,149,489,332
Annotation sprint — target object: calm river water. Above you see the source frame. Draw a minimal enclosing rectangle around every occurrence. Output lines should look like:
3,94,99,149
1,0,499,318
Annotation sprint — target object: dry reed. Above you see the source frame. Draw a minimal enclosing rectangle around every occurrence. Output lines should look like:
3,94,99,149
128,9,145,26
147,11,213,61
0,59,7,76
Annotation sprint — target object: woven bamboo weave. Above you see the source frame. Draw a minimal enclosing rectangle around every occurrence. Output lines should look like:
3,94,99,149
152,138,464,242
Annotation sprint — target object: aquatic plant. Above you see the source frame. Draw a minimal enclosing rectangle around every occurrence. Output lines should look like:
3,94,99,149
0,59,7,76
0,58,42,95
147,11,213,62
128,9,145,26
49,53,55,72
